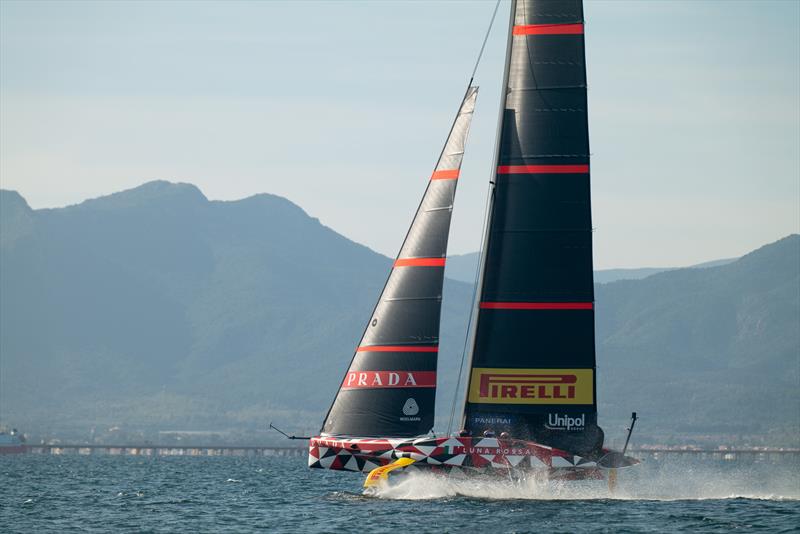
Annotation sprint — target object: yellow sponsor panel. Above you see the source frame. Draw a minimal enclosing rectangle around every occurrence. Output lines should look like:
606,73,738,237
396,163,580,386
468,368,593,405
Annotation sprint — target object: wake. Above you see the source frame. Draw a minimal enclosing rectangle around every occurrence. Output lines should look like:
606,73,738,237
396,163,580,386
367,459,800,502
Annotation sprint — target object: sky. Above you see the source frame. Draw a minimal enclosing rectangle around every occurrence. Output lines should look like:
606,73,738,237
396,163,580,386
1,0,798,269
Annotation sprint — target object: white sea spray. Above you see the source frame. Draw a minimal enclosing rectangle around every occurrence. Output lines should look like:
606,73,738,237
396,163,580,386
368,456,800,502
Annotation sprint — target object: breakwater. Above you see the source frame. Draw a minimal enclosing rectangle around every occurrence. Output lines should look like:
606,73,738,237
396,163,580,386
25,444,305,457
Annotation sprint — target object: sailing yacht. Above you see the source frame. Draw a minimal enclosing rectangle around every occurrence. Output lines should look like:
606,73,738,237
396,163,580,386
302,0,638,487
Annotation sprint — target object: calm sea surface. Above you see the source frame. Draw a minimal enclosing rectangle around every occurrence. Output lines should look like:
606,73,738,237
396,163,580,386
2,453,798,533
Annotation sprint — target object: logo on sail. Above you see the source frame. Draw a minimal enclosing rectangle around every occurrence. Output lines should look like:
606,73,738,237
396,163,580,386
400,398,421,422
546,413,586,431
341,371,436,390
402,398,419,416
467,368,593,405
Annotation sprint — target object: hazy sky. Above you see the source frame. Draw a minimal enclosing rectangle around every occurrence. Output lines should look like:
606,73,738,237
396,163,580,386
1,0,798,268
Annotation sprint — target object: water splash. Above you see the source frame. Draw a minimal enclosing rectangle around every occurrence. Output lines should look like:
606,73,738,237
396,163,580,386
367,457,800,501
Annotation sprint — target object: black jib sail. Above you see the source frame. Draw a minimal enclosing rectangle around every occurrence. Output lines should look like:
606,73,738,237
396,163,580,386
462,0,603,456
322,86,479,438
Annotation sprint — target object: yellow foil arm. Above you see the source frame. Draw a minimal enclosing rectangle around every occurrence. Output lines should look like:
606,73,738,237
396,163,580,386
363,457,416,488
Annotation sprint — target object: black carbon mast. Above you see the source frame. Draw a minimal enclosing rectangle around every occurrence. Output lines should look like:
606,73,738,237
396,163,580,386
462,0,603,457
322,86,479,438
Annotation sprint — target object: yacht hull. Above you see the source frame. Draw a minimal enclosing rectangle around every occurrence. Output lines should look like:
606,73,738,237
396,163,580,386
308,435,623,478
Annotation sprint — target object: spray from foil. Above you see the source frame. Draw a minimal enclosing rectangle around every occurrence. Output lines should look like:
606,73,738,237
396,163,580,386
365,456,800,501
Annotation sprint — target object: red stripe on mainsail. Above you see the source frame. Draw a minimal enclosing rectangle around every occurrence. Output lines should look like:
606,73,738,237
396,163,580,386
513,23,584,35
357,345,439,353
480,302,594,310
431,169,460,180
394,257,446,267
497,164,590,174
341,371,436,389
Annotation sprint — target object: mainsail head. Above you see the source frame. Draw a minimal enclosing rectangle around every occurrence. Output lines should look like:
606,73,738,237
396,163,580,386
463,0,603,457
322,87,478,438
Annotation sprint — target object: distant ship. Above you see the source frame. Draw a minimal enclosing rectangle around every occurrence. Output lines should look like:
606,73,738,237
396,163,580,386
0,429,27,455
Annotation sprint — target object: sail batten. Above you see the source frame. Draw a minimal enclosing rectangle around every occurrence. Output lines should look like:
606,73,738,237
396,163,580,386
430,170,461,180
321,86,479,438
480,302,593,310
463,0,602,457
356,345,439,353
513,23,584,35
497,164,589,174
393,258,447,267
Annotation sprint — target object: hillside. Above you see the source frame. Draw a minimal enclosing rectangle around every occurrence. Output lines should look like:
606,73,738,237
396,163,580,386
0,183,427,438
446,252,738,285
595,235,800,444
0,183,797,446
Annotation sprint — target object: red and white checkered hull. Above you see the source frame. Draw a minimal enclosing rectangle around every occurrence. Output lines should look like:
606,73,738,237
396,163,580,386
308,435,604,478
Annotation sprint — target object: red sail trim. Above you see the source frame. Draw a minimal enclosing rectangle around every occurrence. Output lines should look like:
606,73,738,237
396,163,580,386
394,257,446,267
431,169,460,180
342,371,436,389
513,23,584,35
480,302,593,310
497,164,589,174
356,345,439,353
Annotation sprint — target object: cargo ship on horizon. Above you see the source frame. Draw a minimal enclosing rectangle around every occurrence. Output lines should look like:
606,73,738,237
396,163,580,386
0,428,28,454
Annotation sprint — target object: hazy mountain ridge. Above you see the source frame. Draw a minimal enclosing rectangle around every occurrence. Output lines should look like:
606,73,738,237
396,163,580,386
446,252,738,285
1,183,797,446
0,190,35,248
595,235,799,443
1,183,398,433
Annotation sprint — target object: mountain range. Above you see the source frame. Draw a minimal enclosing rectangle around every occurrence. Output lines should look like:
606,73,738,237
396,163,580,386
445,252,738,285
1,182,797,446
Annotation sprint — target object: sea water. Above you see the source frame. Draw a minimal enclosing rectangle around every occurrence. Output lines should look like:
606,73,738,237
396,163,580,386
1,454,798,532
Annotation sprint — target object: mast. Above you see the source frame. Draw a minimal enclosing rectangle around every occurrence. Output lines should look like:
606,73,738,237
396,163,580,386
322,87,479,438
462,0,603,456
458,0,518,432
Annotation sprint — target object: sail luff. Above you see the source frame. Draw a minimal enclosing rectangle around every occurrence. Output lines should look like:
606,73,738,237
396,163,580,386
457,0,518,433
321,87,479,438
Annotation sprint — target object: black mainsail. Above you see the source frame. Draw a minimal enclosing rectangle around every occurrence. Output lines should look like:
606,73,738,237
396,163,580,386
322,87,479,438
462,0,603,456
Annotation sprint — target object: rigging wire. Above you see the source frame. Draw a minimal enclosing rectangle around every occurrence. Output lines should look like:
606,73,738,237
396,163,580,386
446,0,504,437
469,0,502,84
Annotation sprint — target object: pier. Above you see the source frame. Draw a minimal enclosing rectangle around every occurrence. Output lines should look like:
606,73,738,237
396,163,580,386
630,448,800,462
25,444,306,457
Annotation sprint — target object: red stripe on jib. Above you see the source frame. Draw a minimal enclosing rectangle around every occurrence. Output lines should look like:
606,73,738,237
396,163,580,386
513,23,584,36
394,257,446,267
497,164,589,174
357,345,439,353
431,169,460,180
480,302,593,310
342,371,436,389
